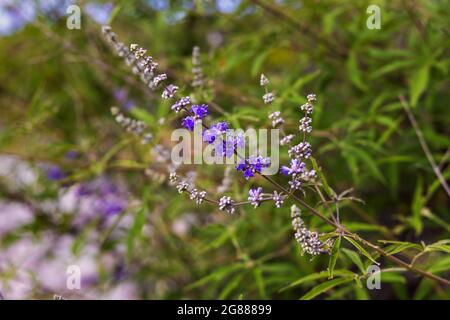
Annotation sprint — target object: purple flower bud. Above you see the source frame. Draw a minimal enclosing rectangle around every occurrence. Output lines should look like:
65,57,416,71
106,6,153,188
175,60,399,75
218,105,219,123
181,116,195,131
162,84,178,99
236,156,270,179
171,96,191,113
191,104,209,119
46,165,65,181
248,187,263,208
280,166,290,176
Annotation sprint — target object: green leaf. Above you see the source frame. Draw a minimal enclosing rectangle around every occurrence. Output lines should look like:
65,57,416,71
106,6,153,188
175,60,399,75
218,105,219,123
344,236,379,265
186,264,245,290
311,157,333,198
427,255,450,274
380,272,406,284
342,248,365,273
251,50,270,76
252,267,267,299
409,64,429,107
126,206,147,258
219,274,244,300
346,51,368,91
345,145,385,184
384,242,422,255
328,236,341,279
371,60,413,78
300,277,354,300
279,270,354,292
410,177,424,235
427,240,450,254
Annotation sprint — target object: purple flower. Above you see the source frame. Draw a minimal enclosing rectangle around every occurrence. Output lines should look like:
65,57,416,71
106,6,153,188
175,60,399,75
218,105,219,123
236,156,270,180
162,84,178,99
235,132,245,149
248,187,263,208
65,150,79,159
218,196,235,214
100,199,125,216
191,104,208,119
288,142,312,159
114,88,127,102
0,1,36,36
203,121,229,144
214,121,229,133
249,156,270,172
280,166,290,176
71,177,128,221
181,116,195,131
85,2,114,25
272,191,285,208
113,88,135,110
46,165,65,181
171,96,191,113
283,159,306,176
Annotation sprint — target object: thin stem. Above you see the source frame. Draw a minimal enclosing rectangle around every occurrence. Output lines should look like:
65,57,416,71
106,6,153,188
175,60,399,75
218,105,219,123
399,95,450,198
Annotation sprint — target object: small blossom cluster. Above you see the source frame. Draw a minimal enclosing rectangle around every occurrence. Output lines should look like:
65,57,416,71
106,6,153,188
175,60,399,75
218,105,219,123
247,187,287,208
236,156,270,179
218,196,235,214
268,111,284,128
291,205,332,256
171,96,191,113
169,172,207,205
260,74,275,104
102,26,167,91
162,84,179,99
279,94,318,190
300,94,316,114
181,104,209,131
280,134,294,146
191,46,204,88
203,123,245,158
111,107,153,144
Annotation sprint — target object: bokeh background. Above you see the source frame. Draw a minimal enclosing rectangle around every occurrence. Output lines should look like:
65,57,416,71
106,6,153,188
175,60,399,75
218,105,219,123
0,0,449,299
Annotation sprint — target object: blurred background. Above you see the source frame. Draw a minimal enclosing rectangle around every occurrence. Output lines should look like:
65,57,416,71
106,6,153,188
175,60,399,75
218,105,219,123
0,0,449,299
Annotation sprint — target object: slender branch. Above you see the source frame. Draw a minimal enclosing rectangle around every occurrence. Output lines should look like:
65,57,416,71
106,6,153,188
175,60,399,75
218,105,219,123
399,95,450,198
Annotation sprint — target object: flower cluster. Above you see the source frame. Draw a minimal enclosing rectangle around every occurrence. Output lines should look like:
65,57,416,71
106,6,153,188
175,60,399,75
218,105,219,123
272,191,286,208
247,188,287,208
248,187,263,208
171,96,191,113
218,196,236,214
162,84,179,99
111,107,153,144
282,94,317,188
181,104,209,131
260,74,275,104
169,172,208,206
268,111,284,128
291,205,332,256
280,134,295,146
102,26,167,91
202,121,228,143
299,116,312,133
236,156,270,179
